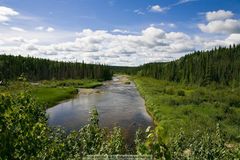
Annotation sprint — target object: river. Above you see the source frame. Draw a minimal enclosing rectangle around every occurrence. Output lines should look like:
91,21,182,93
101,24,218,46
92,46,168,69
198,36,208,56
46,75,153,145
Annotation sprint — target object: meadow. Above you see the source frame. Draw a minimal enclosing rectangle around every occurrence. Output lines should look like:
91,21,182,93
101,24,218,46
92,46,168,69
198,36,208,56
132,76,240,144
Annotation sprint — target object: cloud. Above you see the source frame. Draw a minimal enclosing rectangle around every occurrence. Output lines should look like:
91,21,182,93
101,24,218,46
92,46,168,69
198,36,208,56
0,6,240,66
169,23,176,28
150,23,176,29
198,19,240,34
224,34,240,45
112,29,129,34
35,26,44,31
46,27,55,32
175,0,198,5
1,26,199,66
1,26,240,66
10,27,25,32
0,6,19,22
149,5,167,13
35,26,55,32
198,34,240,49
198,10,240,34
148,0,197,14
206,10,234,21
134,9,145,15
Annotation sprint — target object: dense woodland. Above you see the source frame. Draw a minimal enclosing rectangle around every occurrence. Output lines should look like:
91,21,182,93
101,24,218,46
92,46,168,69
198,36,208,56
110,66,139,75
0,55,112,81
138,44,240,86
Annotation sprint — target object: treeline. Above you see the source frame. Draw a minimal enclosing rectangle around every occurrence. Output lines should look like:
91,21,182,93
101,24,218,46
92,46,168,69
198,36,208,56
110,66,139,75
0,55,112,81
138,44,240,86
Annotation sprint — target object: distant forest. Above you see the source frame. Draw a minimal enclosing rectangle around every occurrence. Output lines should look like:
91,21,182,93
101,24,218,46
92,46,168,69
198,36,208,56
0,55,112,81
138,44,240,86
1,44,240,85
112,44,240,86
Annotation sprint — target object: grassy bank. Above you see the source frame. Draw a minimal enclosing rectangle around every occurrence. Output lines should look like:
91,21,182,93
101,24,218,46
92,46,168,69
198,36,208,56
31,87,77,107
0,79,103,108
132,76,240,143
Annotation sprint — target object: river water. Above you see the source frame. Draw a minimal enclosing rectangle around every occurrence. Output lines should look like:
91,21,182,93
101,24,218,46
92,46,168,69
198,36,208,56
46,76,153,144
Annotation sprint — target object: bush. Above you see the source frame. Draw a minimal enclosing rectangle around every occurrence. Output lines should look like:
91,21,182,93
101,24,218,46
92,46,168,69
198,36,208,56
1,92,239,159
177,90,185,96
164,87,175,95
168,99,180,106
228,96,240,108
0,93,126,159
135,125,239,159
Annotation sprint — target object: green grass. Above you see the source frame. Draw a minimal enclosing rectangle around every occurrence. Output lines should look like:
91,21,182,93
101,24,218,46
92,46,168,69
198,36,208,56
1,79,103,108
40,79,102,88
132,76,240,143
79,81,103,88
31,87,77,107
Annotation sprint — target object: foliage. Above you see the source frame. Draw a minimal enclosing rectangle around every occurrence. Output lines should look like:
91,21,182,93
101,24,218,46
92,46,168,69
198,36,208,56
133,76,240,143
1,92,239,159
0,93,48,159
110,66,139,75
41,79,102,88
135,125,239,159
177,90,185,96
0,79,103,108
169,124,239,160
31,87,77,107
0,54,112,81
0,93,126,159
138,44,240,86
135,126,171,159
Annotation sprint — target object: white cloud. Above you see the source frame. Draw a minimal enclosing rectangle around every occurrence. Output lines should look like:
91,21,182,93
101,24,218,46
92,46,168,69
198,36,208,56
200,34,240,50
1,26,240,66
46,27,55,32
35,26,44,31
149,5,167,13
225,34,240,44
10,27,25,32
112,29,129,34
176,0,198,5
35,26,55,32
134,9,145,15
198,10,240,34
198,19,240,34
150,23,176,29
169,23,176,28
0,6,240,66
0,6,19,22
1,26,199,66
206,10,234,21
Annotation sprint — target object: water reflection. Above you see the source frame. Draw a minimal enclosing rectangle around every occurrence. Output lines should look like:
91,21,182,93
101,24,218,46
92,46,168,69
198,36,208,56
47,76,153,144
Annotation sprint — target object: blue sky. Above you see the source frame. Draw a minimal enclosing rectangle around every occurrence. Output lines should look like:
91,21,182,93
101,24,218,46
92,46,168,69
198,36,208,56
0,0,240,66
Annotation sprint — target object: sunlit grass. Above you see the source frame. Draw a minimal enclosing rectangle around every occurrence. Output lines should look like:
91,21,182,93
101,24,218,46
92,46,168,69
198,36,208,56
133,76,240,143
0,79,103,107
31,87,77,107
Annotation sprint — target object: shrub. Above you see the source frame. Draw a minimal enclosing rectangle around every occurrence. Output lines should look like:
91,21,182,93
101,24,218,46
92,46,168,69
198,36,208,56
164,87,175,95
0,93,126,159
177,90,185,96
168,99,180,106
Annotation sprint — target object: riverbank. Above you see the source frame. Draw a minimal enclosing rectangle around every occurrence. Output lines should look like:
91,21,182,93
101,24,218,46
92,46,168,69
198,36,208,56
132,76,240,143
0,79,103,108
